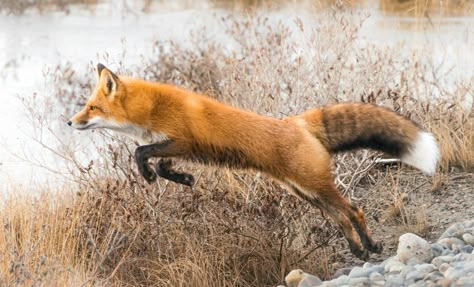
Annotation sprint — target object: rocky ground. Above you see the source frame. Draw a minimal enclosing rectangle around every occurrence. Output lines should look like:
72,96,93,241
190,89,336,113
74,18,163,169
281,170,474,287
283,219,474,287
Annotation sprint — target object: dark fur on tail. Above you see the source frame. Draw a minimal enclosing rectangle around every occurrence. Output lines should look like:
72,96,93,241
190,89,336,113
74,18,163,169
318,103,420,157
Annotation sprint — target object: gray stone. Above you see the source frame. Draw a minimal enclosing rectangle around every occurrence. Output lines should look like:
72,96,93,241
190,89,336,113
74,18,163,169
385,261,406,274
397,233,433,263
444,266,467,280
298,274,323,287
441,248,454,256
405,269,424,282
431,255,455,267
347,277,369,286
431,243,448,257
438,237,466,250
406,257,423,266
385,274,404,287
400,265,415,278
438,220,474,240
454,252,474,262
423,270,444,282
348,267,372,279
369,272,384,282
319,282,336,287
439,263,451,273
462,245,474,254
332,274,349,285
371,265,385,275
362,262,373,269
414,263,436,275
462,233,474,245
457,275,474,285
333,267,352,278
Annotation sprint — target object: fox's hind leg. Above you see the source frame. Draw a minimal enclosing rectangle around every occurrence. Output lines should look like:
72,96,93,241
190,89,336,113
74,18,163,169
287,182,370,261
286,182,370,260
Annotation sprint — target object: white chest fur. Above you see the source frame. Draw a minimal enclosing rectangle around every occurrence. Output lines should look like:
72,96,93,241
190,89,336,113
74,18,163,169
114,123,168,145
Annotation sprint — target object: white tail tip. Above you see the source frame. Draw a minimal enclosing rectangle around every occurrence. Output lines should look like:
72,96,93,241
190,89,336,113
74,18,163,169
401,131,440,175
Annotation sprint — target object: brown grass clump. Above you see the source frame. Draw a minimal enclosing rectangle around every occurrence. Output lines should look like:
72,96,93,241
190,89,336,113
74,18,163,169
1,175,340,286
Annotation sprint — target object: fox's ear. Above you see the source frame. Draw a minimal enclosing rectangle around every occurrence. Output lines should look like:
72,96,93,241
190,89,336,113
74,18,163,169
97,63,120,97
97,63,106,78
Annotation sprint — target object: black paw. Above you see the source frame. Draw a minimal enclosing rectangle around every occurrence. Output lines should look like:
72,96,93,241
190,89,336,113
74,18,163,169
348,242,370,261
156,159,195,187
181,173,195,187
138,164,157,184
353,247,370,261
368,241,383,254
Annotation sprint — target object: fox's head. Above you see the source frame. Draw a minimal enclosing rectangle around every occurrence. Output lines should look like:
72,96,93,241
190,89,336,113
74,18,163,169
68,64,127,131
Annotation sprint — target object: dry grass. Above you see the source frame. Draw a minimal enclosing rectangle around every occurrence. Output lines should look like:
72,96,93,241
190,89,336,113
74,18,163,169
1,177,340,286
1,9,473,287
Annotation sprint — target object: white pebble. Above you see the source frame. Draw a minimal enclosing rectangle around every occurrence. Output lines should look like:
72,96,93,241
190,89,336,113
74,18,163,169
397,233,434,263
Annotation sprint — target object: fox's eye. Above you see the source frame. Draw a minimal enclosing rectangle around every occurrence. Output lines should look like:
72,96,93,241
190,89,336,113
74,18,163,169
90,106,96,111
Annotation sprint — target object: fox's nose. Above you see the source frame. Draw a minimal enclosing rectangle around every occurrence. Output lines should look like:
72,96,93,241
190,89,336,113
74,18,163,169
67,121,72,126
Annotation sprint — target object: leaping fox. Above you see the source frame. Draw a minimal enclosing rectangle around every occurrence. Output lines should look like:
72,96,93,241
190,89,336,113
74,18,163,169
69,64,439,260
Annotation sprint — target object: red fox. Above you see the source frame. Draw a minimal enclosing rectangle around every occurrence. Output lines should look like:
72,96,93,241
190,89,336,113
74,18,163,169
69,64,439,260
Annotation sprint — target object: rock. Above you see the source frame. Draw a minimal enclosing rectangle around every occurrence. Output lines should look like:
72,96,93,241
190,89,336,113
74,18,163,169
347,277,369,286
298,274,323,287
405,269,424,282
438,220,474,240
332,274,348,285
431,243,449,257
454,252,474,262
423,270,444,282
444,266,466,280
369,272,384,282
397,233,433,263
348,266,371,278
462,245,474,254
333,267,352,278
414,263,436,275
385,261,406,274
438,237,466,250
431,255,455,267
362,262,373,269
457,275,474,285
385,274,404,287
286,269,304,287
439,263,451,273
462,233,474,245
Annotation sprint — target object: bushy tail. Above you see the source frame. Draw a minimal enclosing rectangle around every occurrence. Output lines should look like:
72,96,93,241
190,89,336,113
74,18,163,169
298,103,440,175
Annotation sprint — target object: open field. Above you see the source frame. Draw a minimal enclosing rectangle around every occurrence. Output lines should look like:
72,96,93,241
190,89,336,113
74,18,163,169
0,3,473,287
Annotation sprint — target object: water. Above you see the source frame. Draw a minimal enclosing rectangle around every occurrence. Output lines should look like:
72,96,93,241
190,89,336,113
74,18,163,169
0,1,472,193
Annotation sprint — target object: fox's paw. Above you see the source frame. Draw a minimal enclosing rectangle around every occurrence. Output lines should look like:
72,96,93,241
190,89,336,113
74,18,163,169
181,173,195,187
138,164,157,184
155,159,195,187
369,241,383,254
352,247,370,262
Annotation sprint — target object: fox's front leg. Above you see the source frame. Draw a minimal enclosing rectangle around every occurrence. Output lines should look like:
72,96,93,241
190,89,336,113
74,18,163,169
155,159,195,187
134,140,192,184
